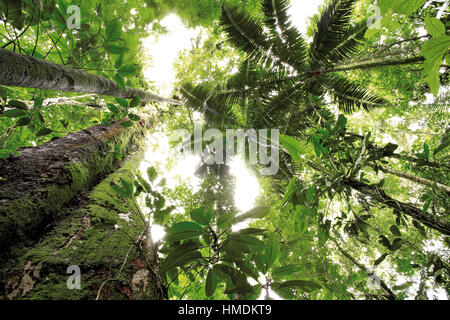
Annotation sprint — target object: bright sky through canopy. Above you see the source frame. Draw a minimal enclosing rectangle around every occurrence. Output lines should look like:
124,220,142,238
141,1,326,217
289,0,324,35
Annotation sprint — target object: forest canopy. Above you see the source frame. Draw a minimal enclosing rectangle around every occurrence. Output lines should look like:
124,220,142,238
0,0,449,301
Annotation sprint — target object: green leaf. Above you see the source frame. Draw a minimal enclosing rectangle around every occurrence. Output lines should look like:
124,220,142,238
190,208,213,226
0,149,11,159
234,228,266,236
36,128,53,137
147,166,157,182
277,280,321,291
390,238,402,251
272,265,302,280
205,268,218,297
3,0,24,29
312,135,321,157
106,44,128,55
160,242,202,274
128,113,140,122
120,178,133,197
118,64,140,77
374,253,388,266
1,109,26,117
378,235,391,249
114,73,126,90
382,143,398,156
167,267,179,286
34,97,44,108
129,96,141,109
115,98,129,108
106,19,121,41
425,17,445,37
166,221,204,242
422,36,450,96
389,225,401,237
423,143,430,159
35,110,45,123
107,104,120,114
378,0,426,15
232,206,270,224
235,260,259,281
110,184,129,198
265,234,279,270
306,186,315,203
280,134,302,164
8,100,28,110
232,234,265,251
271,286,294,299
115,54,124,69
15,117,31,127
335,114,348,131
0,86,7,101
217,212,237,230
255,253,267,274
120,121,133,128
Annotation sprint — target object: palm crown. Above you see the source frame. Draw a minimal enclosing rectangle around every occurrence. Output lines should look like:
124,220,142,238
180,0,390,136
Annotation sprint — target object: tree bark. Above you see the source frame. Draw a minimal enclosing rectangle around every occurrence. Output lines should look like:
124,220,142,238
0,48,181,105
379,166,450,195
329,56,425,73
0,115,155,261
344,178,450,236
1,146,166,300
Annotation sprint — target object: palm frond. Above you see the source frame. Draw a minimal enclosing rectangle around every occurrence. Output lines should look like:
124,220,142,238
180,82,244,128
322,73,386,112
325,21,367,63
220,3,279,68
261,0,308,72
219,61,304,105
309,0,359,67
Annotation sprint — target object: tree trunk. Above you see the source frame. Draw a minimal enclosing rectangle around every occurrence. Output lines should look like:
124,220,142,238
0,115,155,262
1,146,166,300
379,166,450,195
329,56,425,73
0,48,181,105
344,178,450,236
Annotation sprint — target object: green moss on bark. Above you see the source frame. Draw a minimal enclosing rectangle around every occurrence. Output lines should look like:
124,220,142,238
0,118,154,262
3,135,164,300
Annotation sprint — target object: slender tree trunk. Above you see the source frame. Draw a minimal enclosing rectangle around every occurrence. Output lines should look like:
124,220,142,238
0,115,155,261
379,166,450,195
331,238,395,300
1,146,166,300
0,48,181,105
343,178,450,236
329,56,425,73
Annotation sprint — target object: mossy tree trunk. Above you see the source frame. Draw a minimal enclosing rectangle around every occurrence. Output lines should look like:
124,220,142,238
0,48,181,105
0,116,154,263
2,143,166,300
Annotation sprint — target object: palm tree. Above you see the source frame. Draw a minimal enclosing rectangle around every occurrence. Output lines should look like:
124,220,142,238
180,0,424,133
